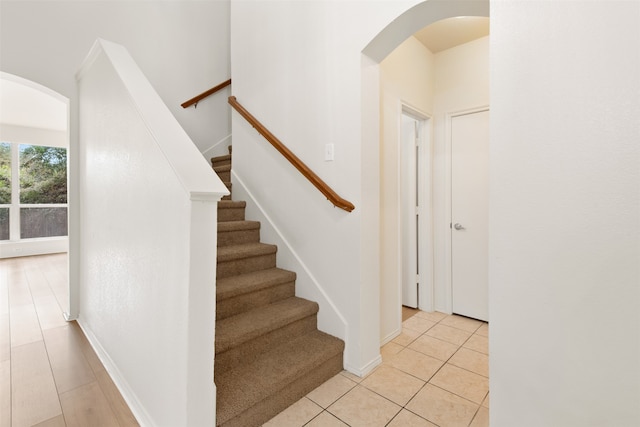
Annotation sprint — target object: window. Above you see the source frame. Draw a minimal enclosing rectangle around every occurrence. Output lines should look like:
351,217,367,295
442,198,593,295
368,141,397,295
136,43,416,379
0,142,68,241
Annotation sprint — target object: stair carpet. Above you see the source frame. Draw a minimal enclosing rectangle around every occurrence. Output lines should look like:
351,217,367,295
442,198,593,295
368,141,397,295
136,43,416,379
212,148,344,427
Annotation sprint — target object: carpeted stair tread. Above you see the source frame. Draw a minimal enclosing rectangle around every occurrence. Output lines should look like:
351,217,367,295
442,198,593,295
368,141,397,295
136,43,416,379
212,154,231,167
218,220,261,247
217,220,259,233
216,296,318,354
218,200,246,222
213,164,231,174
218,200,245,209
216,330,344,426
214,164,231,182
211,144,344,426
217,268,296,301
217,242,276,263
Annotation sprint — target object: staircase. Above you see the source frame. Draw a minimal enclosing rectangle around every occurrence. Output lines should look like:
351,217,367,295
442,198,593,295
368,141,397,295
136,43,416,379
212,147,345,427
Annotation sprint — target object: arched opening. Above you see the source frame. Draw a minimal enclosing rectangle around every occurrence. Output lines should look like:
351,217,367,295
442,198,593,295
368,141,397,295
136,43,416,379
360,0,489,351
0,72,71,315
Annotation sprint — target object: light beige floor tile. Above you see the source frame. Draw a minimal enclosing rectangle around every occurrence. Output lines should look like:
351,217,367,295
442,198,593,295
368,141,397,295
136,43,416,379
381,342,404,360
406,384,478,427
263,397,322,427
408,335,459,361
328,385,401,427
475,323,489,337
43,324,97,394
425,324,472,346
305,411,349,427
9,304,43,348
392,327,421,347
33,415,66,427
95,369,139,426
307,373,357,408
11,341,63,427
402,316,437,334
387,348,444,382
7,273,32,307
60,381,120,427
429,364,489,404
0,359,10,427
388,409,437,427
482,392,489,408
361,365,425,406
0,307,9,363
439,315,483,333
414,311,448,323
463,334,488,354
32,294,67,331
448,347,489,377
470,406,489,427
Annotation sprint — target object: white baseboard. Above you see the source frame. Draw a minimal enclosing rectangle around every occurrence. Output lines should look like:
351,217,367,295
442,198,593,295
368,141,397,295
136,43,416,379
76,319,153,427
0,238,68,259
344,354,382,378
380,327,402,346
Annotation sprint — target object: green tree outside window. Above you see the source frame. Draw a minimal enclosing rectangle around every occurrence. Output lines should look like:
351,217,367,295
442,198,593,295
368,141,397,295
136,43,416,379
19,144,67,204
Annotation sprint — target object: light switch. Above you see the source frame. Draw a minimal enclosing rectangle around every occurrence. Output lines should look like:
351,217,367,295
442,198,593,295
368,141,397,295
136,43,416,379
325,143,334,161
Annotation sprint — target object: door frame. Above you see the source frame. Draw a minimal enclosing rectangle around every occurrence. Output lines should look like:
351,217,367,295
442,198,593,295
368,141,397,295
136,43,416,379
444,105,490,314
398,103,434,314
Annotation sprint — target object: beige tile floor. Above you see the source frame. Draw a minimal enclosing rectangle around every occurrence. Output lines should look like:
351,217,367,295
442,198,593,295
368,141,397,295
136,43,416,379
264,310,489,427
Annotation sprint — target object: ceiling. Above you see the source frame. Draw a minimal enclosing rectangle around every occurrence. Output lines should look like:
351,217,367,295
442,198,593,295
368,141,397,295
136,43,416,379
414,16,489,53
0,77,68,132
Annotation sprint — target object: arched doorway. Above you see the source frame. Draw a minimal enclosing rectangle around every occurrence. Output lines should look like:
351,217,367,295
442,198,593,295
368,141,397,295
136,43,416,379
0,72,71,315
360,0,489,347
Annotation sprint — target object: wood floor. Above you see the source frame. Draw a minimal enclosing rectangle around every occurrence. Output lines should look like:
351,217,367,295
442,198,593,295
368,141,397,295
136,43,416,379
0,253,138,427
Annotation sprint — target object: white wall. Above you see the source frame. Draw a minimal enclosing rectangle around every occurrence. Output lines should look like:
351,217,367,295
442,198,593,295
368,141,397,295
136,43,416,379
490,1,640,425
230,0,422,374
432,36,489,312
77,40,226,426
0,1,231,154
379,36,434,343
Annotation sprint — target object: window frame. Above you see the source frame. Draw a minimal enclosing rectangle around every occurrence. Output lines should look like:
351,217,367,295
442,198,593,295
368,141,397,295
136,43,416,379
0,141,68,249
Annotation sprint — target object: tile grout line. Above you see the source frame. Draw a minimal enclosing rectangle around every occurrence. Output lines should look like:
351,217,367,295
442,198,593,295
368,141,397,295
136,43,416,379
379,314,488,426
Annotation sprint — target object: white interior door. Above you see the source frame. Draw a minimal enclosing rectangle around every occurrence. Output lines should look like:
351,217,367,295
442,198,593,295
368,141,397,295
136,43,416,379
401,113,419,308
451,109,489,321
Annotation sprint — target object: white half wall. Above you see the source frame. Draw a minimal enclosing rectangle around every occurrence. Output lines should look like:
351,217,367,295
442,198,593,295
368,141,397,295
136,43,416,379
76,39,226,426
490,1,640,425
1,1,231,320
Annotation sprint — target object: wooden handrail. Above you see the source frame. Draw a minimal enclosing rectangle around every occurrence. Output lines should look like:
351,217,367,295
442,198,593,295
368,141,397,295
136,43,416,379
181,79,231,108
228,96,355,212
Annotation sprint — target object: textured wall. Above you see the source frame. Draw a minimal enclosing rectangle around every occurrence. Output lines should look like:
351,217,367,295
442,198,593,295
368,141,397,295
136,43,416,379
490,1,640,425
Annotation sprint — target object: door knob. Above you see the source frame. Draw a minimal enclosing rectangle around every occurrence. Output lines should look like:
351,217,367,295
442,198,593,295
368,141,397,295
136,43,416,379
454,223,465,230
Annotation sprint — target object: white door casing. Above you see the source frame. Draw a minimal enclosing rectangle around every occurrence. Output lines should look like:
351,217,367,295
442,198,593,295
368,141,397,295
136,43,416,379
401,113,419,308
450,108,489,321
400,106,433,312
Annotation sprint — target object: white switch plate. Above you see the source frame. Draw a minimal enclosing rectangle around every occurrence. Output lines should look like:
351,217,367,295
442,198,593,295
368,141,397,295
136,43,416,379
325,143,334,161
